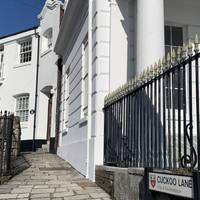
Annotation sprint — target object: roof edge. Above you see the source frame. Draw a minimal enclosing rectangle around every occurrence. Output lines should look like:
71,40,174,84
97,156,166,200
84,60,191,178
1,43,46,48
0,26,39,40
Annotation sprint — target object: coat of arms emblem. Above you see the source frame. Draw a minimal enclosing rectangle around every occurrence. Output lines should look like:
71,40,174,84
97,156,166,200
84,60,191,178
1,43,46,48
150,175,156,188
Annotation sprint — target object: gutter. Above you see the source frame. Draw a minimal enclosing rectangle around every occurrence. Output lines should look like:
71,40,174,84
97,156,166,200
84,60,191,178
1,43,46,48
86,0,93,179
32,30,40,152
0,26,39,40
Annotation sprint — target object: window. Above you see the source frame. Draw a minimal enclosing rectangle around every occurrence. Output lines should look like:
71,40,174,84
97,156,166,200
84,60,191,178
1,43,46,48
19,39,32,63
166,70,184,110
164,25,184,110
165,25,183,57
0,46,4,78
16,95,29,122
82,39,89,117
42,28,53,53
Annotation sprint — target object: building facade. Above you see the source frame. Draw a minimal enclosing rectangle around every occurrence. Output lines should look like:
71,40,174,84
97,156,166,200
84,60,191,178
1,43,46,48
55,0,200,180
36,0,63,152
0,0,63,151
0,27,40,146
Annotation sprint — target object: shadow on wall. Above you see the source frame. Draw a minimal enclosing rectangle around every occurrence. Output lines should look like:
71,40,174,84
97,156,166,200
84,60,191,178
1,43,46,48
113,0,136,80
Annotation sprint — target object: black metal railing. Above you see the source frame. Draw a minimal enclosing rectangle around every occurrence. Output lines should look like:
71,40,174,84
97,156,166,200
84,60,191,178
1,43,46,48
0,111,14,180
104,46,200,171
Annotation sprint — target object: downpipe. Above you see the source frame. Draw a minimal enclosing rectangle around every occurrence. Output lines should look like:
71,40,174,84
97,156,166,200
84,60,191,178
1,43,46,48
32,29,40,152
86,0,93,179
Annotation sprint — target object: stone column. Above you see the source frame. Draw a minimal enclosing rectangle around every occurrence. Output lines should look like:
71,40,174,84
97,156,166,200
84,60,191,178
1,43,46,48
136,0,165,75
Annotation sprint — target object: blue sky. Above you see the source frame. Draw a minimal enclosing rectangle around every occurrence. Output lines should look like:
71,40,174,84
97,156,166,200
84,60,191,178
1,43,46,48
0,0,46,37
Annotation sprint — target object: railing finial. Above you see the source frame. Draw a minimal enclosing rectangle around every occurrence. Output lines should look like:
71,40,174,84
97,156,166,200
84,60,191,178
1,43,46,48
166,52,171,68
188,39,193,57
181,43,187,60
195,34,199,53
150,64,154,79
177,46,181,63
171,49,176,65
146,66,151,81
158,59,162,75
154,62,158,76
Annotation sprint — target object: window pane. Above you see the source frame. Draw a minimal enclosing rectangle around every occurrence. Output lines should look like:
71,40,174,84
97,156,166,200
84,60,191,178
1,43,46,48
165,26,171,46
20,39,32,63
16,95,29,122
172,26,183,46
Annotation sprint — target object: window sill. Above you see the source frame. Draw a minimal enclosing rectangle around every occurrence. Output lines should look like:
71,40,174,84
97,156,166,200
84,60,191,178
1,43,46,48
13,62,31,69
41,48,52,57
79,117,87,127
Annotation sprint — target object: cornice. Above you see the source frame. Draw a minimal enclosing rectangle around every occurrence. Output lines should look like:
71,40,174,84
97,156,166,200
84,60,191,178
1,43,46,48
38,0,63,20
54,0,88,59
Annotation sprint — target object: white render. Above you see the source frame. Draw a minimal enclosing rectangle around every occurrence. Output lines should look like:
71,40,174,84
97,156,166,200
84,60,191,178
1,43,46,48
0,0,62,149
0,28,40,140
136,0,165,75
55,0,200,181
36,0,62,143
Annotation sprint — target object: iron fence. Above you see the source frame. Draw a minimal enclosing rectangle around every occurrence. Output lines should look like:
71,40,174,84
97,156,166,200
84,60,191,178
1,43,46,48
104,43,200,171
0,111,14,180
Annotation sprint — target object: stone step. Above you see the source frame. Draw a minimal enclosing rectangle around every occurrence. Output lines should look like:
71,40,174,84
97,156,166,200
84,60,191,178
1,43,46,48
36,143,49,153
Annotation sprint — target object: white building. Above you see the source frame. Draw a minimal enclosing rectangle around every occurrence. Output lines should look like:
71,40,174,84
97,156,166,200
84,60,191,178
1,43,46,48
0,0,63,152
54,0,200,180
36,0,63,152
0,27,40,150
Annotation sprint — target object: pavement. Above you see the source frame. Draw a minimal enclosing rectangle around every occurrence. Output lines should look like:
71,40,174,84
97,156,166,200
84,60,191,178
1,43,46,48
0,153,111,200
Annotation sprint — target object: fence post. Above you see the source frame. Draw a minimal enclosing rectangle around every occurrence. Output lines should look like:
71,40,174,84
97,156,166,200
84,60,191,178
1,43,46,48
2,111,7,175
144,167,154,200
0,113,3,178
4,113,14,175
193,170,200,200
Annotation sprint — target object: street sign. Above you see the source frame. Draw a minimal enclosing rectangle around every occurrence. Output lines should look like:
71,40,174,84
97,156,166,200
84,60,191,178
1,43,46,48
149,172,193,198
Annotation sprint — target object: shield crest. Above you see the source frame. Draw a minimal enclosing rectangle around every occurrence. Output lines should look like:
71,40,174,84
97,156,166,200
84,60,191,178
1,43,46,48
150,175,156,188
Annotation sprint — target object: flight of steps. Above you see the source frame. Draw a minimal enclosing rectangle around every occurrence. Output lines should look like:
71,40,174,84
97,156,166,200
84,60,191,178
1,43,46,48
36,142,49,153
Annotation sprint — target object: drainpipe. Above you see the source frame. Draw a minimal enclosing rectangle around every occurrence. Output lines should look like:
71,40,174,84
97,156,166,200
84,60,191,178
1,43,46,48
86,0,93,179
32,29,40,152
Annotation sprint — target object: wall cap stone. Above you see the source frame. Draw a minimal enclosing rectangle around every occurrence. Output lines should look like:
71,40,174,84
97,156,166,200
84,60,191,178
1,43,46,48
128,168,144,176
96,165,128,173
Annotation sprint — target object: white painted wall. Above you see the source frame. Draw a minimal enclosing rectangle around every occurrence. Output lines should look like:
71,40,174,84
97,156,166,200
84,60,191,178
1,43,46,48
36,0,62,140
89,0,110,180
109,0,135,90
57,0,111,180
57,17,89,176
0,28,39,140
0,0,63,143
56,0,200,181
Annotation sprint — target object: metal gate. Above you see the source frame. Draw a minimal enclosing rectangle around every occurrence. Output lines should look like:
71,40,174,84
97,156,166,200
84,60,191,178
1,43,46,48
0,111,14,181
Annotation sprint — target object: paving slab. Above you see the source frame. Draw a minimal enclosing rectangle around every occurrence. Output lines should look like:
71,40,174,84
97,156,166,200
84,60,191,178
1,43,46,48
0,153,111,200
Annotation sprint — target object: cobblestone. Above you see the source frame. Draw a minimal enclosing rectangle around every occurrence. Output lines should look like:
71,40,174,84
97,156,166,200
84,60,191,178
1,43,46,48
0,153,111,199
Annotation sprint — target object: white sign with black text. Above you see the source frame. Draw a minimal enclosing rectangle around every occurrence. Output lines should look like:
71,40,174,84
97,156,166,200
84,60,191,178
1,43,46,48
149,172,193,198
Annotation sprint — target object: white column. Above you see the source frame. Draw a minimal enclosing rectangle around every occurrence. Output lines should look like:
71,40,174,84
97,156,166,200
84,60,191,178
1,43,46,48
136,0,165,75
